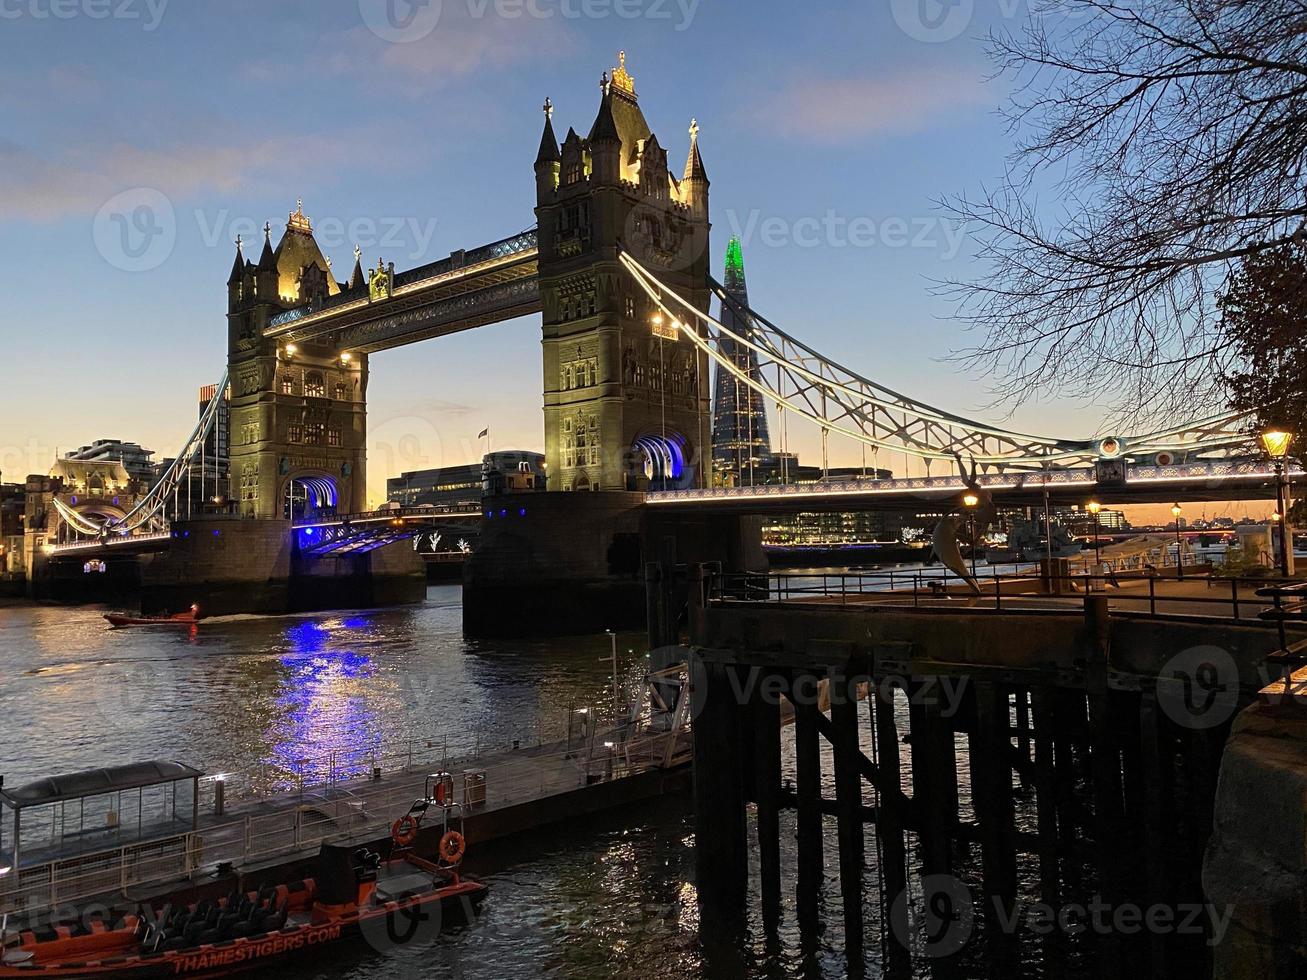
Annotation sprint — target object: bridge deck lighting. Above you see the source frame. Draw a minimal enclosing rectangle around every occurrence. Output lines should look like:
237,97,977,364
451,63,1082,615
285,343,298,357
1087,501,1102,515
962,493,979,508
341,351,353,364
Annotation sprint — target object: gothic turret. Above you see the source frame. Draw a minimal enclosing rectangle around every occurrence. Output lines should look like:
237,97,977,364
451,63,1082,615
255,222,278,301
348,245,365,292
588,79,621,184
535,97,562,200
682,119,709,221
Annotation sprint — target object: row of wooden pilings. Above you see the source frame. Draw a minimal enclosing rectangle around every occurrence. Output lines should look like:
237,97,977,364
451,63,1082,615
688,596,1231,977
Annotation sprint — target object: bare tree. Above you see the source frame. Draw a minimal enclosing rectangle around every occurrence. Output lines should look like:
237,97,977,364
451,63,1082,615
946,0,1307,421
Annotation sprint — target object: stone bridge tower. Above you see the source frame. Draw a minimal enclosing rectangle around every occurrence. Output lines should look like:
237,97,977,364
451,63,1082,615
226,204,370,519
534,53,712,492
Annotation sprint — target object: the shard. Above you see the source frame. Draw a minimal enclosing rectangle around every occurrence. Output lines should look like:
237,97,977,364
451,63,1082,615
711,238,773,483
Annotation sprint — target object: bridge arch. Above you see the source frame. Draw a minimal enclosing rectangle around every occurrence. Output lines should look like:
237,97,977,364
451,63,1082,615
632,432,694,491
281,473,338,522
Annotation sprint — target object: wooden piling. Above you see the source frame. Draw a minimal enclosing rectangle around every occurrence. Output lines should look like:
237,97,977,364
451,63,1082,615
872,681,910,968
909,679,957,877
692,658,748,928
753,687,783,936
792,671,824,944
830,670,865,964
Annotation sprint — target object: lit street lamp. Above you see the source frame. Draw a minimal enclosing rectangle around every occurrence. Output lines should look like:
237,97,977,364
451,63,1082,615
1261,428,1294,578
1171,504,1184,580
1087,500,1103,573
962,492,980,578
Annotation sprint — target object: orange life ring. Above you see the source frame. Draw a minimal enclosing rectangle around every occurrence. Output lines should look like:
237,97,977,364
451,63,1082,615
391,815,419,848
439,830,466,865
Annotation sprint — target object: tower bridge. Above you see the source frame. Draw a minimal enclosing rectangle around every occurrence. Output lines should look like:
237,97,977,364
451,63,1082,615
27,53,1288,623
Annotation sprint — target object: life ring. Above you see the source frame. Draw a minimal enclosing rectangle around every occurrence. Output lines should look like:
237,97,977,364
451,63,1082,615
439,830,466,865
391,815,420,848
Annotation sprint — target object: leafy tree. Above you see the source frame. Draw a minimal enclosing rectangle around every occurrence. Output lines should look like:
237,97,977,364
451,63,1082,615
1219,242,1307,472
947,1,1307,418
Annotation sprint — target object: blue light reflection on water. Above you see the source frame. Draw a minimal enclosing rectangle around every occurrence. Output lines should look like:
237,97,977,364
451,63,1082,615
266,619,384,788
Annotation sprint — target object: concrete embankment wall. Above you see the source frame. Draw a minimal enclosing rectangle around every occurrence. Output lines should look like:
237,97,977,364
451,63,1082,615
1204,688,1307,979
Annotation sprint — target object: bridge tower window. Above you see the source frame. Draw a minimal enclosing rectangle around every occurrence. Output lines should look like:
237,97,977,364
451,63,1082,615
288,423,303,443
334,382,348,401
304,372,326,398
281,373,299,396
328,427,341,447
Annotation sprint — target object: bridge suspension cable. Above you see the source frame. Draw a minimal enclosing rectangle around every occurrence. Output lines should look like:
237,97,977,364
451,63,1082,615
617,251,1251,471
54,371,230,539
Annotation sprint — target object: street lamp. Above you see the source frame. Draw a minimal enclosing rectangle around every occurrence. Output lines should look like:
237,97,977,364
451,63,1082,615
1171,504,1184,580
1261,428,1294,578
962,493,980,578
1087,500,1103,571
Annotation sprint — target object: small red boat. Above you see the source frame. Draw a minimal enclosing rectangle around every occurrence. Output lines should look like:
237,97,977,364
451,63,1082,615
0,800,485,978
103,606,202,629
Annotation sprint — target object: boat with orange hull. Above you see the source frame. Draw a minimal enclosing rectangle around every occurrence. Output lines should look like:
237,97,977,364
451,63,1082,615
1,796,485,978
103,606,203,629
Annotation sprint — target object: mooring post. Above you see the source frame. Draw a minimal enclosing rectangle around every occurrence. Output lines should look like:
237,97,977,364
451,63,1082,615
872,679,910,969
830,667,865,965
1138,689,1169,976
792,671,824,945
971,681,1018,930
909,679,957,877
1085,595,1125,972
1030,687,1061,909
753,685,783,936
693,656,748,929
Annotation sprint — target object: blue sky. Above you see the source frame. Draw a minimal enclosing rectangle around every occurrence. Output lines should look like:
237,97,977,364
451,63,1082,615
0,0,1260,519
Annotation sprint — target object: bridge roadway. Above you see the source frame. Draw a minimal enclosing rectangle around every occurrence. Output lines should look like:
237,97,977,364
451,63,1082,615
647,458,1291,513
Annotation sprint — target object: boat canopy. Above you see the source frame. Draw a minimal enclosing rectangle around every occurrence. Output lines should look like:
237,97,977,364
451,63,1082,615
0,761,204,811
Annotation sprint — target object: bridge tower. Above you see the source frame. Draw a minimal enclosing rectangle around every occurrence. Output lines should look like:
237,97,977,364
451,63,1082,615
535,53,712,491
226,204,370,519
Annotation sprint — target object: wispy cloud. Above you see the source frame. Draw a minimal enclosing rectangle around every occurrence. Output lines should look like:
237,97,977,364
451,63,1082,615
749,66,994,144
0,130,397,224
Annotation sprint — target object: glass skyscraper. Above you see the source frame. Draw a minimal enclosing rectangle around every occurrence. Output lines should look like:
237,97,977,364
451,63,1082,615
711,238,773,484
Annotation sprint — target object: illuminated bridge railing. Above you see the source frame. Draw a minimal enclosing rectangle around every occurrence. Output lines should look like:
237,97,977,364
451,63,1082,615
46,532,174,556
293,506,483,530
647,459,1288,505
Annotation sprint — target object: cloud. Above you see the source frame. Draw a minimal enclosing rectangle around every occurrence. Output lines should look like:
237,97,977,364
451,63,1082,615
0,131,392,224
325,5,574,88
750,66,993,144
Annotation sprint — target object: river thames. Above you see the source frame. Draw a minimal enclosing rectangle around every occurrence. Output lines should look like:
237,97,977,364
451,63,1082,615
0,586,1110,979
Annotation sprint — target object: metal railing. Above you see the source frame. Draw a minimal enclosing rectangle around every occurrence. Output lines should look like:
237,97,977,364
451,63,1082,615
708,566,1303,622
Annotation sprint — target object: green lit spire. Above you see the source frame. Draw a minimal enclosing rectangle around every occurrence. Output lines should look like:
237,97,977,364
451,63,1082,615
724,237,745,289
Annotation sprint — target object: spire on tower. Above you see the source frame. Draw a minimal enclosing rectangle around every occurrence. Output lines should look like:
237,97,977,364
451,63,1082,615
589,87,620,143
536,96,561,166
257,222,276,270
348,244,365,290
684,117,708,182
227,234,245,285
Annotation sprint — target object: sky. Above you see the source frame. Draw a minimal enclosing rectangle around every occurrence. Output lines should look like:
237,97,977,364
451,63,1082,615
0,0,1270,521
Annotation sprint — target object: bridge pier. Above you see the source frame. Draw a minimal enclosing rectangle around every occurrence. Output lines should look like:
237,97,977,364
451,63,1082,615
140,518,424,616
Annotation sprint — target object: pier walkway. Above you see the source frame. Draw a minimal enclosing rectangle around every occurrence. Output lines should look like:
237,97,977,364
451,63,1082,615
1,695,692,922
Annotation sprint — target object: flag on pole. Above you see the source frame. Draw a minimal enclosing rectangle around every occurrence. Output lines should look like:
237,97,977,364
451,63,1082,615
477,428,489,439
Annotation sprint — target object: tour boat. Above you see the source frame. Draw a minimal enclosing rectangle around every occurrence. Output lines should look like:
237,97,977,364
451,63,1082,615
102,606,202,629
0,808,485,978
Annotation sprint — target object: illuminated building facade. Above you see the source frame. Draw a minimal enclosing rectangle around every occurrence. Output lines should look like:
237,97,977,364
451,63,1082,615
535,54,712,491
711,238,773,485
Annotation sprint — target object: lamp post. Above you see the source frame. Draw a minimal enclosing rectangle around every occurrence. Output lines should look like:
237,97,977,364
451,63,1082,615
1171,504,1184,580
1261,429,1294,578
1088,501,1103,582
963,493,980,578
